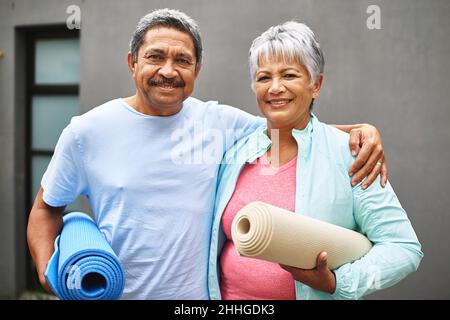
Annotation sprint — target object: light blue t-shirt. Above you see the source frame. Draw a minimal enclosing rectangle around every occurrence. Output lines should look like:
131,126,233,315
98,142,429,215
41,97,263,299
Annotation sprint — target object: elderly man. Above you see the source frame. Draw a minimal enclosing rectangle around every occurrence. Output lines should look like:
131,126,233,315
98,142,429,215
27,9,387,299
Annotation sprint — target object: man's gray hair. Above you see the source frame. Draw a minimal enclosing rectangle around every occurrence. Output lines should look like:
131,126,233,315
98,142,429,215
130,8,203,67
249,21,324,86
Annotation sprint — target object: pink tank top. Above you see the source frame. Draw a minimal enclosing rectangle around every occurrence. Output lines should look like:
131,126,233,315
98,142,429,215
220,153,297,300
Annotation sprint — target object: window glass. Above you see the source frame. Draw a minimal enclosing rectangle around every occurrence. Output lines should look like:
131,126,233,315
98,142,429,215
32,95,79,150
35,38,80,84
31,155,51,204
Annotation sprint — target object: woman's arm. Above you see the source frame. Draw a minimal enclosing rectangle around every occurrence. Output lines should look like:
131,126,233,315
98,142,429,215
330,178,423,300
282,177,423,298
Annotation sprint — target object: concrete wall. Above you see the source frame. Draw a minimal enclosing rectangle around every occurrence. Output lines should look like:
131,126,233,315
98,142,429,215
1,0,449,299
0,0,17,299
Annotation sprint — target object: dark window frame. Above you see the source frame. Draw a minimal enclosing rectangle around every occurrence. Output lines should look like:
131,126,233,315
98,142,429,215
23,25,80,290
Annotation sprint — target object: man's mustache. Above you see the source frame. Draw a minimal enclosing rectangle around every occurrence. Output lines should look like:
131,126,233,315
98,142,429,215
149,78,185,88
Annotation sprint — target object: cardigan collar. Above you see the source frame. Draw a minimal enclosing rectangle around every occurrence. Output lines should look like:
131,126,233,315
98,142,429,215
245,113,317,163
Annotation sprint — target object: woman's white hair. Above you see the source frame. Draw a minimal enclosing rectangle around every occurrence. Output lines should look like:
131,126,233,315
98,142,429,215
249,21,324,87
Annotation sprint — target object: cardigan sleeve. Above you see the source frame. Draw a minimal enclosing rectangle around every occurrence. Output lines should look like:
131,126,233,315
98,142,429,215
331,178,423,300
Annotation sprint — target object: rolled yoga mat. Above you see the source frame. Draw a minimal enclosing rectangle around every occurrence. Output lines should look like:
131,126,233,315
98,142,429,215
231,201,373,270
45,212,125,300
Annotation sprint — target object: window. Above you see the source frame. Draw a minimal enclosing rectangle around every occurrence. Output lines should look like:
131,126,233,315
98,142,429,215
26,27,84,213
19,26,92,292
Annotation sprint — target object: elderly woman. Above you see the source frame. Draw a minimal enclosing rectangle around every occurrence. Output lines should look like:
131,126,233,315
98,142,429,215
208,21,423,300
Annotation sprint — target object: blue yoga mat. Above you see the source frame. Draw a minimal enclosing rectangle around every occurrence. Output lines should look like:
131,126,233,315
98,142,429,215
45,212,125,300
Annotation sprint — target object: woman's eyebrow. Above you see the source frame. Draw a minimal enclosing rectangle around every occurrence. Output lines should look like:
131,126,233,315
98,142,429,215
279,68,300,73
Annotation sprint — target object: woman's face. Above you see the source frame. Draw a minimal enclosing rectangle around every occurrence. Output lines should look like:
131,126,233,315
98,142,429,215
254,56,322,130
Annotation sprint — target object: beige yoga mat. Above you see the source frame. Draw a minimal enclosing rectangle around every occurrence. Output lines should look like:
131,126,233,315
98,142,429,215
231,201,372,270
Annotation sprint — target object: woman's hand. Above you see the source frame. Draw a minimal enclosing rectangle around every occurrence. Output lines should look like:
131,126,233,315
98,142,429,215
280,251,336,294
348,124,388,189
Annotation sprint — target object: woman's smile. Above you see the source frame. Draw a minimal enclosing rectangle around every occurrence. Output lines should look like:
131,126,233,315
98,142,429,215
266,98,294,109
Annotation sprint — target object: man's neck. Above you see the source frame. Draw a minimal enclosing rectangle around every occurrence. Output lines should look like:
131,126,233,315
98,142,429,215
123,94,183,116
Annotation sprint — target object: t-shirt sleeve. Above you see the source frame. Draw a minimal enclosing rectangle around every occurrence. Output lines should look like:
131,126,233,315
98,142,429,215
41,124,88,207
213,103,265,150
232,108,265,139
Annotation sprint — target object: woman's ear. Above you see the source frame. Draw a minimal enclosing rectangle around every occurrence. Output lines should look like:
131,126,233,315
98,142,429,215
312,73,324,99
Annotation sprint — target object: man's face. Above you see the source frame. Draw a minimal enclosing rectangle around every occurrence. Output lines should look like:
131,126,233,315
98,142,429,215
129,27,201,115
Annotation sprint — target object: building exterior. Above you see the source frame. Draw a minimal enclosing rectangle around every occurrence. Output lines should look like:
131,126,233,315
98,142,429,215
1,0,449,299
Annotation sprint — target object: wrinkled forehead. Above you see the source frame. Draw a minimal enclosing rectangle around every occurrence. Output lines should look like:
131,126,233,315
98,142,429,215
142,27,195,53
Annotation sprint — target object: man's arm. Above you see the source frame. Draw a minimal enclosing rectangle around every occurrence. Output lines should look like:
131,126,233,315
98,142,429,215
332,123,388,189
221,103,387,189
27,187,65,294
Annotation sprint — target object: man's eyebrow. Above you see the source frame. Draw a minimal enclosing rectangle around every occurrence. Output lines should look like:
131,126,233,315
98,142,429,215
176,52,194,60
143,49,193,61
144,48,165,55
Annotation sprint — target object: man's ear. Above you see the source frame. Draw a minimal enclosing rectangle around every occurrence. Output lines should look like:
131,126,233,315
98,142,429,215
127,51,136,74
194,63,202,79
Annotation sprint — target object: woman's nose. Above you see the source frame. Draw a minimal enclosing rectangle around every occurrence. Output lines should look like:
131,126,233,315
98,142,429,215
268,78,285,94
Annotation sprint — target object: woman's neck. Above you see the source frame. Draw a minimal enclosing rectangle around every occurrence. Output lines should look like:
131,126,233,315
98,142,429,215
266,125,298,168
266,114,311,167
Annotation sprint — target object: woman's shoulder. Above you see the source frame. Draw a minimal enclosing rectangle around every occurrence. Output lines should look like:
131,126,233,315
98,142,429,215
314,117,355,167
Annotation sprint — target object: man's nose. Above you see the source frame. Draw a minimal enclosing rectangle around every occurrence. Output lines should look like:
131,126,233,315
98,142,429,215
158,60,177,78
268,78,285,94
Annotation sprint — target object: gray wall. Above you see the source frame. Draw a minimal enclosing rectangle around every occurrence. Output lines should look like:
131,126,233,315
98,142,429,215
0,0,17,299
1,0,449,299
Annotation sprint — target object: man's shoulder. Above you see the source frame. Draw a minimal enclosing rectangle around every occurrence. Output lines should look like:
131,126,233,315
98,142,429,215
77,98,123,118
186,96,253,118
71,98,124,127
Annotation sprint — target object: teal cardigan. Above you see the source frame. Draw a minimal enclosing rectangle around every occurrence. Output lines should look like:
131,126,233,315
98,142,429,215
208,114,423,300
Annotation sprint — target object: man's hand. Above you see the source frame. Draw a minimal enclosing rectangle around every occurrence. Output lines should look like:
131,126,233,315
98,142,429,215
36,260,52,294
280,251,336,294
347,124,388,189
